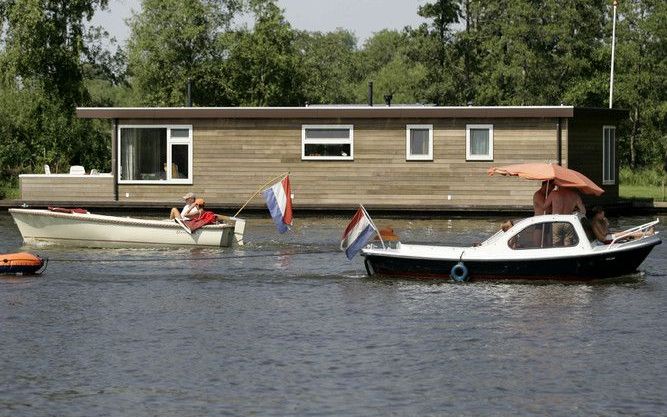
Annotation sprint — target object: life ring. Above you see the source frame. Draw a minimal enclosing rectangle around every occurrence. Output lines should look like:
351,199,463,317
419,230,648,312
450,262,469,282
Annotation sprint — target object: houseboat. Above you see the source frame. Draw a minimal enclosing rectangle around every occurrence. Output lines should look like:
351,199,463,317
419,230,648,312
17,106,625,211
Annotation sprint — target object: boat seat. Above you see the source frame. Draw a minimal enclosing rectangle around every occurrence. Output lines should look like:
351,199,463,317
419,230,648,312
69,165,85,175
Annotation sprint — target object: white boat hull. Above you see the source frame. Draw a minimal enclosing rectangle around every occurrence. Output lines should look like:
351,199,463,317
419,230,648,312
9,209,245,248
362,214,661,281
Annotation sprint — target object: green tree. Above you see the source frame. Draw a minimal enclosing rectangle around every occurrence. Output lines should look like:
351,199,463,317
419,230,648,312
457,0,607,106
126,0,241,106
355,30,426,104
224,0,303,106
83,25,134,107
410,0,461,105
0,0,111,181
1,0,108,106
297,29,358,104
611,0,667,168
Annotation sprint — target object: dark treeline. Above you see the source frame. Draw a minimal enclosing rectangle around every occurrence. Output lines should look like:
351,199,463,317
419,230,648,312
0,0,665,188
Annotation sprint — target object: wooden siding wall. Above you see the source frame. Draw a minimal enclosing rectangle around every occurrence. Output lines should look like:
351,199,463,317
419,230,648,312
568,111,621,206
117,117,562,209
20,176,115,201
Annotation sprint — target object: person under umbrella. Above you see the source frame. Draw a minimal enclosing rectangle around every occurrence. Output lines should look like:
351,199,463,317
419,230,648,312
533,180,555,215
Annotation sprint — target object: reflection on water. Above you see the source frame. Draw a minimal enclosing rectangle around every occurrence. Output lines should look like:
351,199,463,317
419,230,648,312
0,212,666,416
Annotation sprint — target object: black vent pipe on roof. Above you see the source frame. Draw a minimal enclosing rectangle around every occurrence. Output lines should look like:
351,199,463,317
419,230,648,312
186,78,192,107
367,81,373,106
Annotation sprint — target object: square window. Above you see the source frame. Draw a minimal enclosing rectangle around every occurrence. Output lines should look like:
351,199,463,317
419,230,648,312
466,124,494,161
406,125,433,161
302,125,353,160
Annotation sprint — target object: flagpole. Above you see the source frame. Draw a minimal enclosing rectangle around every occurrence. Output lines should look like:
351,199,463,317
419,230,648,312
360,204,385,249
609,0,618,109
233,172,290,218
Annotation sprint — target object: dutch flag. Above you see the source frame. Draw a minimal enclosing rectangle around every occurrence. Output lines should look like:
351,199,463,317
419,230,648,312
262,175,293,233
340,206,378,260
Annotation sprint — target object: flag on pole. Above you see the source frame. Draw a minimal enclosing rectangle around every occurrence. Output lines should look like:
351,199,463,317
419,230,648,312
262,175,293,233
340,206,379,260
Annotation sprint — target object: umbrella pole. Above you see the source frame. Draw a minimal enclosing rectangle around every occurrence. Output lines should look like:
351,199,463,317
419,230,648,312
541,180,551,248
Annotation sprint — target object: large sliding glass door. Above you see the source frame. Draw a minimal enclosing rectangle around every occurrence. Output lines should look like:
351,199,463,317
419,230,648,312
118,125,193,184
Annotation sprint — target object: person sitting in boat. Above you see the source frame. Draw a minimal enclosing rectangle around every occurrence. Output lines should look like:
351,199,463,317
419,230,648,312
194,198,205,211
501,220,514,232
533,181,555,215
544,186,586,246
543,186,586,216
589,206,654,245
187,197,234,224
170,192,199,220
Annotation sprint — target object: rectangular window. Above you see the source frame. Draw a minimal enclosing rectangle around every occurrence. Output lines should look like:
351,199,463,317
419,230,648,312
466,124,494,161
119,125,193,184
406,124,433,161
603,126,616,185
302,125,353,160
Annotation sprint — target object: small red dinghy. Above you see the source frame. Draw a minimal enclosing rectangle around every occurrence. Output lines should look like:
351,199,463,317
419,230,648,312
0,252,47,275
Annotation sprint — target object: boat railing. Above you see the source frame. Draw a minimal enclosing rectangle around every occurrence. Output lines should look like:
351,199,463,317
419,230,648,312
606,218,659,249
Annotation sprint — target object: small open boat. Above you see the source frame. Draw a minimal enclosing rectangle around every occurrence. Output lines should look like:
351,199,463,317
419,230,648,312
9,208,246,248
0,252,47,275
362,214,660,281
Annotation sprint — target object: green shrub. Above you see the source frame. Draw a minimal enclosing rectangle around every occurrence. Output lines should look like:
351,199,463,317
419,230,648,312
619,166,666,187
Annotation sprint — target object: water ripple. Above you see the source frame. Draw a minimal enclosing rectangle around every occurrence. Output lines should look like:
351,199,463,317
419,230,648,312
0,213,665,416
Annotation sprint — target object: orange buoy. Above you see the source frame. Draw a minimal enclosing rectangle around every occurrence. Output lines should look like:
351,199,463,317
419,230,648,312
0,252,47,275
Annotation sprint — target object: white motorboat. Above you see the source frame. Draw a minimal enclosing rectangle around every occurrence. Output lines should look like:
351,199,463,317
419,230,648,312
9,208,246,248
362,214,660,281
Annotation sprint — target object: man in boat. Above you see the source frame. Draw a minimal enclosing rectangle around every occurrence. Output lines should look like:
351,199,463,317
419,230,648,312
532,181,555,247
170,192,200,220
543,186,586,216
543,186,586,246
533,181,555,216
589,206,654,245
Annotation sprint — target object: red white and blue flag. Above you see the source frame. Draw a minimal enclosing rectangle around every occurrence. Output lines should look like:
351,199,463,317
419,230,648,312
340,206,378,260
262,175,293,233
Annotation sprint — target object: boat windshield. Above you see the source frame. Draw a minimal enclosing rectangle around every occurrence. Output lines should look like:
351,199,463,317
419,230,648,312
479,229,505,246
508,221,579,249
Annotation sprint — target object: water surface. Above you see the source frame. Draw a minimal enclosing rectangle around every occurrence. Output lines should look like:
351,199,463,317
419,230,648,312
1,212,666,416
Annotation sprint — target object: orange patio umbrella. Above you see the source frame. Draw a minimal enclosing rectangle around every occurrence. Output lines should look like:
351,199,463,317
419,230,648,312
487,163,604,196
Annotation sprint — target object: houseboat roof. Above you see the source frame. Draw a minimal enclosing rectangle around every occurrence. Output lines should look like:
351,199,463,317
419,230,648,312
75,106,626,120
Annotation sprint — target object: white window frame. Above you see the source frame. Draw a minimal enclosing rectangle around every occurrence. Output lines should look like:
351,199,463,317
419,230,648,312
466,124,494,161
118,124,194,185
602,125,616,185
406,124,433,161
301,124,354,161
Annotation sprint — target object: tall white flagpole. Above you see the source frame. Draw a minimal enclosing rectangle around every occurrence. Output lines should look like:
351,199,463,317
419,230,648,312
609,0,618,109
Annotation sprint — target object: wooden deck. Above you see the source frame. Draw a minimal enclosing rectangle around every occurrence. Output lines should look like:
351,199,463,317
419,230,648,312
19,174,114,201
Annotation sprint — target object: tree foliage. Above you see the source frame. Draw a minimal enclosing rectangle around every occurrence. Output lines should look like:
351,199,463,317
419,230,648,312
0,0,111,182
224,0,303,106
0,0,665,187
126,0,241,106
